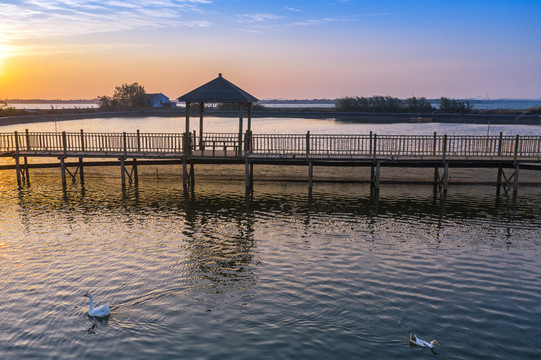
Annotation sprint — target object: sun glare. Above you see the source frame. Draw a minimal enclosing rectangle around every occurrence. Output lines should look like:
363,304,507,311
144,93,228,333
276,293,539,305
0,43,13,75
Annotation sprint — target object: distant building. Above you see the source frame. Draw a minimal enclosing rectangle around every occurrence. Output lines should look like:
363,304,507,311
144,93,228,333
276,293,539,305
146,93,171,108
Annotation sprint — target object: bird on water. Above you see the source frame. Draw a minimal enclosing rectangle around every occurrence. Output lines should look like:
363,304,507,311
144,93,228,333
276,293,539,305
410,333,440,349
83,292,110,317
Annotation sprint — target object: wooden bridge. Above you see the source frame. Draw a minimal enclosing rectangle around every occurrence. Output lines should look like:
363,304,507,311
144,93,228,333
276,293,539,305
1,130,540,193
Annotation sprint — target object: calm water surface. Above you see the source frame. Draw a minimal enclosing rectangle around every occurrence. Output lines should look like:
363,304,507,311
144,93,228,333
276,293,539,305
1,117,541,359
2,115,541,136
1,173,541,359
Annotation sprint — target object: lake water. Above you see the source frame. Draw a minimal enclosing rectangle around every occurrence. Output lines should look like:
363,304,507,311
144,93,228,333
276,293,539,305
1,117,541,359
5,98,541,110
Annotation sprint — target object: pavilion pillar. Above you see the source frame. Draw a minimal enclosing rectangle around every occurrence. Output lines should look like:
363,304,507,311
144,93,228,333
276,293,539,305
238,103,244,156
247,102,252,132
246,102,252,153
184,102,191,155
185,102,190,133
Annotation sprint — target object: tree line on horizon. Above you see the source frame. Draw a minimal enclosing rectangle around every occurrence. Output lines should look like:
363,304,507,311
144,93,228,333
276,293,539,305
334,96,475,114
3,83,540,117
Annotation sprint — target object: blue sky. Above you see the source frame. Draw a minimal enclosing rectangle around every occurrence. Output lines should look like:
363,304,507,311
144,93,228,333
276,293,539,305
1,0,540,99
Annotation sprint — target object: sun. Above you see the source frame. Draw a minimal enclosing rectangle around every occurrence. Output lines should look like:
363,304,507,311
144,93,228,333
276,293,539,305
0,43,13,75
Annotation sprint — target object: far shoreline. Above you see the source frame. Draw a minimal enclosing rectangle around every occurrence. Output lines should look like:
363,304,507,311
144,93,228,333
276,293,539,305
1,109,541,127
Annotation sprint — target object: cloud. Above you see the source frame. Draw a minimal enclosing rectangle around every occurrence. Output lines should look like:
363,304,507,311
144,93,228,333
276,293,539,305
285,6,301,12
0,0,212,41
234,12,388,33
235,13,283,24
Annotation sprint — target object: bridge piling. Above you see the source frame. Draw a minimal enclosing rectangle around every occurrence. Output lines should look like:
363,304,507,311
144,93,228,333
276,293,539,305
78,158,85,185
308,161,313,190
182,159,188,191
120,158,126,188
60,157,67,188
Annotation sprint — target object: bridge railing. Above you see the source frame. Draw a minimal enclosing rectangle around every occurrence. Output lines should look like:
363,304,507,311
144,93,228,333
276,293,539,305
1,131,540,160
0,131,185,155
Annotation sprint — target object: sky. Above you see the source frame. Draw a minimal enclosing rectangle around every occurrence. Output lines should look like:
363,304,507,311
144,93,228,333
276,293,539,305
0,0,540,100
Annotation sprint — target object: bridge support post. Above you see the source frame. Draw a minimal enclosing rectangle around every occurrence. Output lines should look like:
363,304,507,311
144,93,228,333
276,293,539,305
371,160,381,191
133,159,139,186
308,161,313,190
497,166,519,196
120,158,126,188
14,131,22,187
496,166,503,195
433,166,439,194
60,157,67,188
443,161,449,193
433,162,449,193
189,163,195,187
79,157,85,185
182,159,188,191
513,162,519,194
23,157,30,186
245,160,252,189
14,156,22,187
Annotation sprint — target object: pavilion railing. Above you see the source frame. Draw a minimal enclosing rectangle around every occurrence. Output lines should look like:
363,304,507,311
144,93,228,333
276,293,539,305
191,132,241,155
1,131,541,160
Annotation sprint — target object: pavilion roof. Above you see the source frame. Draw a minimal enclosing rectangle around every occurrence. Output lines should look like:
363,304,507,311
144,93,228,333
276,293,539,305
177,73,258,103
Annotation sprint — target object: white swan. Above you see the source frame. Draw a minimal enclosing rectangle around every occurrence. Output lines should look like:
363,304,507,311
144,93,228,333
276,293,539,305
410,333,439,348
83,292,110,317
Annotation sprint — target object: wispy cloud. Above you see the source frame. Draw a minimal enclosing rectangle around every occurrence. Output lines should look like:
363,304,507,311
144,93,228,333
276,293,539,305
235,13,283,24
0,0,212,42
284,6,301,12
234,12,389,33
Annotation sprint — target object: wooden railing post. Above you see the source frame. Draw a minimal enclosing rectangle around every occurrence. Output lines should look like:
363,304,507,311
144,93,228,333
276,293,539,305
25,129,30,151
62,131,67,157
14,131,21,187
514,134,520,162
369,131,373,156
137,130,141,152
442,134,447,162
433,132,437,156
123,132,127,157
373,134,377,160
80,129,85,152
497,132,503,156
306,131,310,158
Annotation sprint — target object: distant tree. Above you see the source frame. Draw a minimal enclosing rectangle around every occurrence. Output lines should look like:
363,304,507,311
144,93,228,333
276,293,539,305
404,96,434,113
335,96,432,113
526,106,541,115
439,97,473,114
98,82,147,110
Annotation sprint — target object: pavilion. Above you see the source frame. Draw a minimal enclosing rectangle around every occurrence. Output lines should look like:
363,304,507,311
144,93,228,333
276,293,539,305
177,73,258,155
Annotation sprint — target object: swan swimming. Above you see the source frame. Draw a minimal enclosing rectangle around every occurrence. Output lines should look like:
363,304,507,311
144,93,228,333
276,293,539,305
410,333,439,349
83,292,110,317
